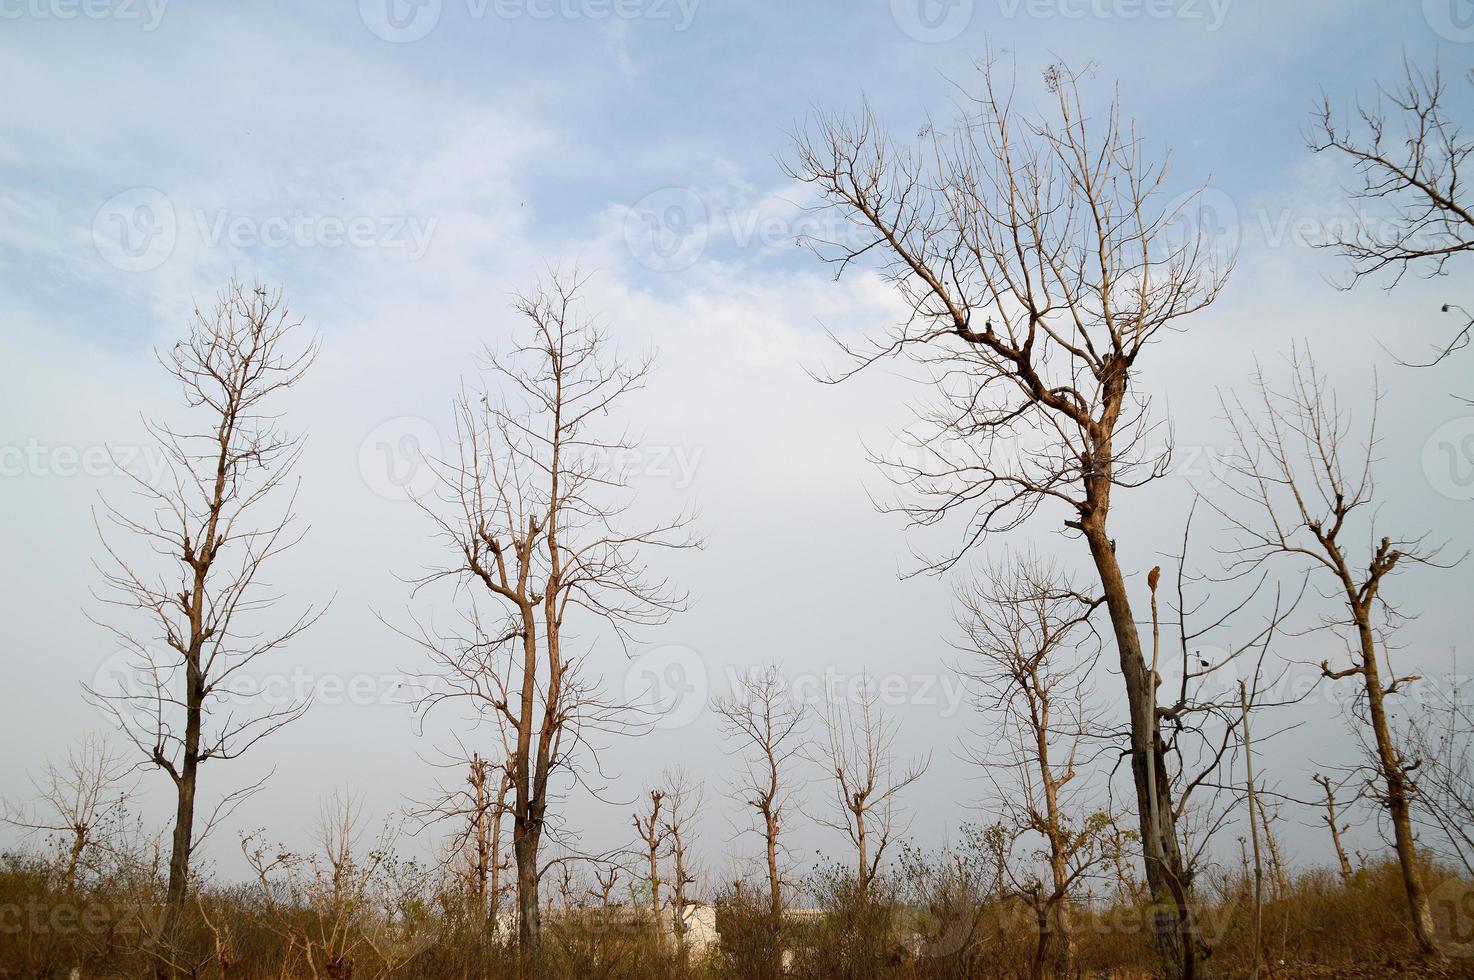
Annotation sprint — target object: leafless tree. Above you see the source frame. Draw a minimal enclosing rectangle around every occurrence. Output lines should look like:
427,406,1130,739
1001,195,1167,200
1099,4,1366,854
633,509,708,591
403,270,696,964
243,791,430,979
407,741,513,927
714,665,808,923
955,553,1115,978
662,766,704,952
813,672,928,899
87,279,321,941
632,787,670,946
1312,772,1356,883
788,55,1229,978
1310,61,1474,382
3,733,136,892
1400,676,1474,876
588,865,622,907
1217,350,1452,956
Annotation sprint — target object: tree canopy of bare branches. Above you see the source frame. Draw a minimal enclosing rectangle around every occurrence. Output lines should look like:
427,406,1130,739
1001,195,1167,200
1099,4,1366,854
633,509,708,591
403,270,696,964
955,553,1114,978
714,665,808,922
1310,61,1474,378
2,733,136,892
814,673,928,898
788,55,1228,977
88,279,321,937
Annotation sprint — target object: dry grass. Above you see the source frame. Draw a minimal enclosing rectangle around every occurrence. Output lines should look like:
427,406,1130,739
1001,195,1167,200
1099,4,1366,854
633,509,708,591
2,844,1472,979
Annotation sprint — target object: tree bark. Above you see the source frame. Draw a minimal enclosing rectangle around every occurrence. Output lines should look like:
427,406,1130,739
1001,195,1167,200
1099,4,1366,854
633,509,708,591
1358,617,1437,954
1082,519,1196,978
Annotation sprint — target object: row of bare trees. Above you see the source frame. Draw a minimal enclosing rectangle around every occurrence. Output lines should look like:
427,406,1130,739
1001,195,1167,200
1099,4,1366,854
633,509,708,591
54,46,1471,980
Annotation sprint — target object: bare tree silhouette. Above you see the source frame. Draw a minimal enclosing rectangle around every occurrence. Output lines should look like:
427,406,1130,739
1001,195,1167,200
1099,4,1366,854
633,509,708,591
403,270,696,966
87,278,321,949
789,55,1229,977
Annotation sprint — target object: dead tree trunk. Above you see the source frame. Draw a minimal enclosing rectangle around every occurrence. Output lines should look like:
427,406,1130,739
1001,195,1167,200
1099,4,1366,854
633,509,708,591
1313,774,1355,883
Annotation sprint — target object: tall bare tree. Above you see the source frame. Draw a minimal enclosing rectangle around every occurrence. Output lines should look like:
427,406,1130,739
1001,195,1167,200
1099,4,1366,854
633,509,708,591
714,665,807,923
814,674,928,899
789,57,1229,976
406,271,695,964
1310,61,1474,382
88,279,320,941
1218,351,1449,956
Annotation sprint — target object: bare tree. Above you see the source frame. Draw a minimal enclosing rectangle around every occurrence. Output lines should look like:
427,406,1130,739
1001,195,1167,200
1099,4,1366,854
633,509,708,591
1218,351,1451,956
1400,676,1474,876
244,791,429,979
714,665,807,923
814,673,928,899
955,553,1115,978
662,766,704,952
1310,61,1474,381
1312,773,1356,883
407,742,513,928
788,56,1228,978
404,271,696,963
632,787,670,947
3,733,135,892
88,279,320,940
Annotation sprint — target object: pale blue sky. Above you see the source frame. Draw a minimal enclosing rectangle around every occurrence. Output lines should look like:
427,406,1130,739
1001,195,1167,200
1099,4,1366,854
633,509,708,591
2,1,1471,887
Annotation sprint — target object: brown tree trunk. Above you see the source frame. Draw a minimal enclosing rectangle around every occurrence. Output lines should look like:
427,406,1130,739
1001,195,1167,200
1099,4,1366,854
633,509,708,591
1082,519,1197,978
162,671,202,943
765,813,781,920
513,821,541,971
1358,619,1437,954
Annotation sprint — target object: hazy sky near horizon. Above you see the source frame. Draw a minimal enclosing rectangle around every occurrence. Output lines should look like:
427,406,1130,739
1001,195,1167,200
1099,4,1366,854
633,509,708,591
2,0,1472,889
